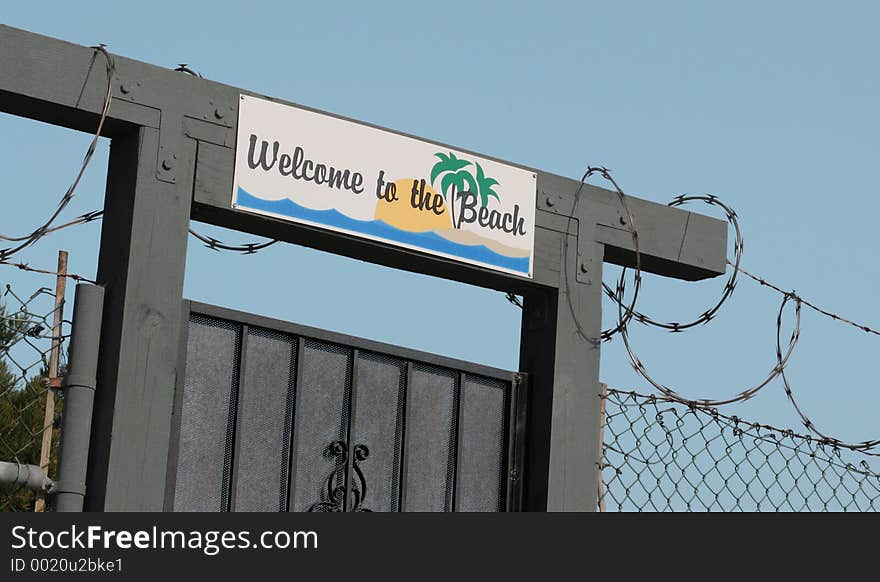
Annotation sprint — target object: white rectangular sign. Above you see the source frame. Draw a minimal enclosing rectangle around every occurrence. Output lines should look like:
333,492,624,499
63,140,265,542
231,95,537,278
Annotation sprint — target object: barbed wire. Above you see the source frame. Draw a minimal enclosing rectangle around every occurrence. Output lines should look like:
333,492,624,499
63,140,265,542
0,46,113,262
173,64,202,77
0,211,104,244
173,62,284,255
504,292,522,308
0,261,98,285
733,261,880,337
188,228,280,254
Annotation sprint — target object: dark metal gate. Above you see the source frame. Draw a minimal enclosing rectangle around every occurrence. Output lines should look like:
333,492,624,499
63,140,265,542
165,301,527,512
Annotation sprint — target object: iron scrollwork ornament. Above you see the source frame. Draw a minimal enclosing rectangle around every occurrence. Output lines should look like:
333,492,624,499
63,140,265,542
308,441,372,512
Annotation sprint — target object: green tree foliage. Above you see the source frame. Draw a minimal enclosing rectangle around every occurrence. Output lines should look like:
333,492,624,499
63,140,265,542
0,301,62,511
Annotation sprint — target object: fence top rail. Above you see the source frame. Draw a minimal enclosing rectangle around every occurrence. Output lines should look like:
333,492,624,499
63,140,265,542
186,299,517,383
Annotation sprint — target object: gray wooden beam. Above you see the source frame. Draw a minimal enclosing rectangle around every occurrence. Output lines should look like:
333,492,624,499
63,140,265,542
0,23,726,288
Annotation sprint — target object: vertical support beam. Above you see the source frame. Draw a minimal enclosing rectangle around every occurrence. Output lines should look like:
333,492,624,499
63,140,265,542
85,125,194,511
505,372,528,512
55,283,105,512
519,228,603,511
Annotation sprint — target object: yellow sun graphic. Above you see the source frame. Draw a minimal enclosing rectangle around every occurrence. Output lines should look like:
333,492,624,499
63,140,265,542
374,179,451,232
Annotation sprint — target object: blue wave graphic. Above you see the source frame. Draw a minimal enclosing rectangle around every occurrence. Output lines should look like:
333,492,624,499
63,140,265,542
236,188,530,274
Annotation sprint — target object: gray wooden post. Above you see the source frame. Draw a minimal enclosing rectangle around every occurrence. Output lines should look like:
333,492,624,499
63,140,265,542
84,127,195,510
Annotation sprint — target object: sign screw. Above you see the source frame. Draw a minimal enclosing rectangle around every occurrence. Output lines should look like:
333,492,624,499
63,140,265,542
545,196,555,207
161,159,174,171
120,84,130,94
580,262,589,273
214,108,224,119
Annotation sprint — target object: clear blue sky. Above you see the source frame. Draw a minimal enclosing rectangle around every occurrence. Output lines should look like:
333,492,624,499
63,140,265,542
1,2,878,457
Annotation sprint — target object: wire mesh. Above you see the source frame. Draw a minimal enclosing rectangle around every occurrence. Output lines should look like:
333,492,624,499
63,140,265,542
599,388,880,512
0,282,68,511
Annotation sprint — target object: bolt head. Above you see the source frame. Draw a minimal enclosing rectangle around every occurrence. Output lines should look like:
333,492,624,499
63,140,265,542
120,84,130,94
161,159,174,171
580,262,589,273
214,108,224,119
545,196,555,207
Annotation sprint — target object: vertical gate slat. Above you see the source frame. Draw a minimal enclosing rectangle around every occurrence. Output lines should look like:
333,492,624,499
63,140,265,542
225,324,248,512
285,336,306,512
451,372,466,511
343,350,360,512
398,362,412,512
288,339,352,512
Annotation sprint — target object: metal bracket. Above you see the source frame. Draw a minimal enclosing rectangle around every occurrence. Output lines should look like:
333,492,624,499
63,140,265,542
156,112,182,184
115,66,235,184
540,187,593,284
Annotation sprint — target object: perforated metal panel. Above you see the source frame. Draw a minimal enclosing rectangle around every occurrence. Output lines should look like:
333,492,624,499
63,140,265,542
172,315,240,511
456,375,507,511
167,301,527,512
402,364,457,512
289,339,352,512
350,352,406,512
231,328,297,511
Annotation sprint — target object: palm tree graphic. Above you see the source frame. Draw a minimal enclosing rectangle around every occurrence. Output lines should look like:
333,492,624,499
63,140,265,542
474,162,500,206
430,152,501,229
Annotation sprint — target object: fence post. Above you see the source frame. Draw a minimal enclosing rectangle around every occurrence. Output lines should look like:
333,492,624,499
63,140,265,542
54,283,104,512
34,249,67,512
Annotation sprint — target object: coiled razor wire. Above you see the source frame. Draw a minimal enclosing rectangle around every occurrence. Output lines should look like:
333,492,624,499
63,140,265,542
775,311,880,454
603,195,743,332
0,46,113,262
495,164,880,452
562,167,642,345
619,289,802,407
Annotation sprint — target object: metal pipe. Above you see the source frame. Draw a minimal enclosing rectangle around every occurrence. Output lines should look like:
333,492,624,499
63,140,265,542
0,461,54,492
54,283,104,512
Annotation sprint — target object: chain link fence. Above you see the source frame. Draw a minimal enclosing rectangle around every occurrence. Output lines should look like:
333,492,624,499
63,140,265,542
599,388,880,511
0,281,68,511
